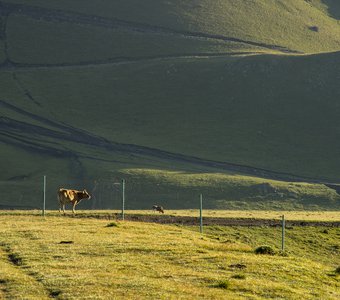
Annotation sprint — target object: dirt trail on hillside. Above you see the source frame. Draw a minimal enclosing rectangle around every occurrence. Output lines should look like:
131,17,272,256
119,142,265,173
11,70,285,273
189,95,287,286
0,52,260,71
0,1,300,54
68,213,340,227
1,98,340,190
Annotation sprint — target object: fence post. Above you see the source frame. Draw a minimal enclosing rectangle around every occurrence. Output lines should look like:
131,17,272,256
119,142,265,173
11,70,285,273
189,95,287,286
121,179,125,220
42,175,46,217
281,215,285,252
199,194,203,234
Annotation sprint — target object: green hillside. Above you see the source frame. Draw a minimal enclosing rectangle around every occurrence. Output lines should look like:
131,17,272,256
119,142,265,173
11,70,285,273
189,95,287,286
1,0,340,209
4,0,340,54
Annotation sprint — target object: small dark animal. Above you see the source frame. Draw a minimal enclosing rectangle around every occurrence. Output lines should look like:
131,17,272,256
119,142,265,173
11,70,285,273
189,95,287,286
58,188,91,213
152,205,164,214
308,26,319,32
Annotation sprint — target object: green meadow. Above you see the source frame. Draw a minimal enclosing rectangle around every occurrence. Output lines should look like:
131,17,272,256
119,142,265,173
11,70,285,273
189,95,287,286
0,213,339,299
5,0,340,53
1,0,340,209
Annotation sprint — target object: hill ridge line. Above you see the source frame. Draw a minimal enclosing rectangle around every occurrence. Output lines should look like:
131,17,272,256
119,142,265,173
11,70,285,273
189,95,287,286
0,52,262,71
0,1,300,54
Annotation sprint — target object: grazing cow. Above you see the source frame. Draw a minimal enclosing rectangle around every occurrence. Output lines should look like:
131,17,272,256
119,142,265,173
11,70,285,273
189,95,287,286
152,205,164,214
58,188,91,214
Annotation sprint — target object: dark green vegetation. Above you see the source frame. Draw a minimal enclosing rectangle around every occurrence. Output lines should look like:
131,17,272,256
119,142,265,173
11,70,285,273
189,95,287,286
254,245,276,255
1,0,340,209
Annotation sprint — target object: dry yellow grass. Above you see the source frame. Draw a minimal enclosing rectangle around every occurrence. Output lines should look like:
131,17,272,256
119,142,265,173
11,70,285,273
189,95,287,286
0,214,339,299
129,210,340,221
1,210,339,221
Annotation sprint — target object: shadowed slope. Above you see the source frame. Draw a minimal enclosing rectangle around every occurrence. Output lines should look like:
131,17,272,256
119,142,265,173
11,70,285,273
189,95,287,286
3,52,339,179
2,0,340,54
0,0,340,209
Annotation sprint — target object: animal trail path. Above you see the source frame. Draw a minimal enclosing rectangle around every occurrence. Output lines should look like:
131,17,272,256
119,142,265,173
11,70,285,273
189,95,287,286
0,52,260,71
0,1,300,54
1,98,339,189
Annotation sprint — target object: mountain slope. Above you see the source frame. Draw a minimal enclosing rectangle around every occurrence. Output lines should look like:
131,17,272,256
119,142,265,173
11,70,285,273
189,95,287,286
3,0,340,54
0,0,340,209
2,52,340,179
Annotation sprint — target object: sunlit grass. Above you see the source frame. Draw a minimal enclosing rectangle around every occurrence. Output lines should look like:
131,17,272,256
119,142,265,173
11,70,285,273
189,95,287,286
0,214,339,299
1,209,339,221
160,210,340,221
7,0,340,53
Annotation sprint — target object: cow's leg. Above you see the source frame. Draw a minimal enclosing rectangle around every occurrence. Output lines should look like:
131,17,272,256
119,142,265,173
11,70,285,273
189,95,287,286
72,202,76,213
59,201,64,213
62,204,66,214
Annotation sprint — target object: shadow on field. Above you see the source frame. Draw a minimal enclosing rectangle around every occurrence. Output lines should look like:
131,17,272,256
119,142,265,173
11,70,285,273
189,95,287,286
64,213,340,227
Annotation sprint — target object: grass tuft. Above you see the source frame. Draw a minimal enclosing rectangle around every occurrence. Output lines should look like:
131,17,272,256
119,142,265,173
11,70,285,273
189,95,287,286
231,274,246,280
214,280,231,289
254,245,276,255
8,253,24,266
49,289,62,297
229,263,247,269
106,222,119,227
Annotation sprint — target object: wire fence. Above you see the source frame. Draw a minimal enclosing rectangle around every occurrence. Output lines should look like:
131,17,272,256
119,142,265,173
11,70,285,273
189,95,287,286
1,174,339,211
0,175,207,211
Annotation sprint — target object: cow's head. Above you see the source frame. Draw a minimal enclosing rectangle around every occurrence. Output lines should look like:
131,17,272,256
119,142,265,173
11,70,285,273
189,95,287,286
82,189,91,200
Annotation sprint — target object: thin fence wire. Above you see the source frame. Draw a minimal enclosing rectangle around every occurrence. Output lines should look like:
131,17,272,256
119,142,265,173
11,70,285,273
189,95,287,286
0,175,206,211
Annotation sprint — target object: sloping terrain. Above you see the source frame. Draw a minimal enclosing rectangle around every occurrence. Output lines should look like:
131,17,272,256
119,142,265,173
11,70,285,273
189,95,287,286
0,0,340,209
0,215,339,299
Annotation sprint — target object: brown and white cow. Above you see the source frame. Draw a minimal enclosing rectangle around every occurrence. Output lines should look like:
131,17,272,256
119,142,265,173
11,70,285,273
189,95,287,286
152,205,164,214
58,188,91,214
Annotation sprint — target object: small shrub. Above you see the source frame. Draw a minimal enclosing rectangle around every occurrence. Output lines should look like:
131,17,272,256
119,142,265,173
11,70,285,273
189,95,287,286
214,280,230,289
106,222,119,227
328,267,340,277
50,289,62,297
8,253,23,266
229,263,246,269
231,274,246,280
254,245,276,255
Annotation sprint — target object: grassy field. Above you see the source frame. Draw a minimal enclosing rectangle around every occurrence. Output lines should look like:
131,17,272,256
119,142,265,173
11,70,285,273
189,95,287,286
0,213,339,299
1,168,339,211
1,209,339,222
6,0,340,53
7,15,258,65
116,169,340,210
118,210,340,221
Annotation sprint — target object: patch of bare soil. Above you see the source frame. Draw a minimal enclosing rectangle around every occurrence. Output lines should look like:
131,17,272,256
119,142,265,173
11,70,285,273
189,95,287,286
69,213,340,227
